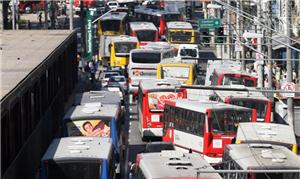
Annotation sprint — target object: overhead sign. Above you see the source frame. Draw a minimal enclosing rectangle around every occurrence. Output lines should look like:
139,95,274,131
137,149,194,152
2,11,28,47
281,82,296,98
198,18,221,28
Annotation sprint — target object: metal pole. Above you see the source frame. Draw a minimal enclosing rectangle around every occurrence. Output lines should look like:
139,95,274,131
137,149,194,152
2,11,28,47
285,0,294,127
203,1,207,19
0,0,4,30
235,0,240,59
12,0,15,30
257,0,263,87
69,0,74,30
267,1,273,88
15,0,19,30
226,0,231,59
240,0,245,70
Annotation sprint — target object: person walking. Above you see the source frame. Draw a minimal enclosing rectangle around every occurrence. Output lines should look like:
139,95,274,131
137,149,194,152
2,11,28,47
88,59,98,84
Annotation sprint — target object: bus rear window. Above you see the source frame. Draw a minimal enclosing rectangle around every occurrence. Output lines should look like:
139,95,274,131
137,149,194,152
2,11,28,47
101,20,120,32
136,30,156,42
131,52,161,63
115,42,137,55
46,161,100,179
148,92,183,111
230,99,267,120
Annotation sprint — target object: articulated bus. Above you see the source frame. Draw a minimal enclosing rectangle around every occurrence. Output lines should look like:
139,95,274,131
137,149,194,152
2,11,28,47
210,88,272,122
236,122,298,154
165,21,195,44
127,46,175,95
205,60,258,87
134,6,182,36
40,137,117,179
132,150,222,179
162,99,257,163
98,11,128,36
62,104,121,153
129,21,159,46
223,144,300,179
137,79,187,139
109,35,139,67
157,63,195,85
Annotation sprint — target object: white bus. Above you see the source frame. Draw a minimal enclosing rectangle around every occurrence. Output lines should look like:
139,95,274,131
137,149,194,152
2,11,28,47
235,122,298,154
131,150,222,179
223,144,300,179
40,137,117,179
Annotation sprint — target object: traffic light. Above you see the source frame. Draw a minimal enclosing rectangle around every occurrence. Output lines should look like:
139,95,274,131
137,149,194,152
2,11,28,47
186,6,192,19
215,27,224,43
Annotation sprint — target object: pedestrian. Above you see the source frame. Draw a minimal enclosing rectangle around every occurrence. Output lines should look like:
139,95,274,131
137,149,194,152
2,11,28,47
38,12,42,25
88,59,98,83
27,20,31,29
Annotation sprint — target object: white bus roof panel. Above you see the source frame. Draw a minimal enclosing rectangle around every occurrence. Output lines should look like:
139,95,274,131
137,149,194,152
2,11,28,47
139,79,181,91
74,91,121,106
169,99,252,113
236,122,297,145
139,152,222,179
166,21,193,29
100,11,127,21
64,104,119,121
42,137,112,161
226,144,300,170
215,89,269,101
129,21,158,31
111,35,139,43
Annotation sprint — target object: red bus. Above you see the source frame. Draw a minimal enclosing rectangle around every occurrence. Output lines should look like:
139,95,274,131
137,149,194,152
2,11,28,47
137,79,187,140
162,99,257,164
205,60,258,87
210,88,272,122
128,21,159,46
134,6,182,36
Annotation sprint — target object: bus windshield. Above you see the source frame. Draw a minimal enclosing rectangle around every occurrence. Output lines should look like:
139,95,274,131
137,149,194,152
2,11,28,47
230,99,267,120
131,52,161,63
46,161,100,179
161,66,190,79
148,92,183,111
211,110,252,134
101,20,120,32
169,31,192,43
115,42,137,56
223,74,256,87
136,30,156,41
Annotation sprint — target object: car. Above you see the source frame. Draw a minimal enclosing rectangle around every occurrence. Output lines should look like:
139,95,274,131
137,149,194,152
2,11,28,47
107,1,119,10
144,142,175,153
108,75,127,91
100,71,120,87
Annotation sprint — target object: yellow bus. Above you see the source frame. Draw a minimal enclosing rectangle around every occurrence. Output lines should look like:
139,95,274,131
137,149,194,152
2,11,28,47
98,11,128,36
157,63,195,85
109,35,139,67
165,21,195,44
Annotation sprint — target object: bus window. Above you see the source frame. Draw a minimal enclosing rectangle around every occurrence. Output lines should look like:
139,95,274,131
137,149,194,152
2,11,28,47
231,100,267,121
101,20,120,32
169,31,192,43
131,52,161,63
115,42,137,55
136,30,157,42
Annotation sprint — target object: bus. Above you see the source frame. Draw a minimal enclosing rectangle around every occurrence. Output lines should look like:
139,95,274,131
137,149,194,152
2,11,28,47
222,144,300,179
157,63,195,85
235,122,298,154
131,150,223,179
137,79,187,139
109,35,139,67
134,6,182,36
62,104,121,153
97,11,128,36
205,60,258,87
128,22,159,46
40,137,117,179
162,99,257,163
210,87,272,122
127,47,175,95
165,21,195,44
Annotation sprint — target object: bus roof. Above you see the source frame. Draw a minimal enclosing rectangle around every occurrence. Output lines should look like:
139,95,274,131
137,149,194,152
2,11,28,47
206,60,256,76
236,122,296,145
167,99,252,113
63,104,119,121
166,21,193,29
111,35,139,43
42,137,112,161
134,6,180,17
74,91,121,106
158,63,194,67
214,89,269,101
139,79,181,91
225,144,300,170
138,151,222,179
129,21,158,31
142,41,173,50
100,11,127,21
